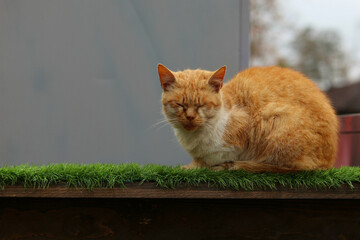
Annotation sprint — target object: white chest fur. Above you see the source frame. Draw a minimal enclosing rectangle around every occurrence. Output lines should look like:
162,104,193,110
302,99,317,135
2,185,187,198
174,108,241,166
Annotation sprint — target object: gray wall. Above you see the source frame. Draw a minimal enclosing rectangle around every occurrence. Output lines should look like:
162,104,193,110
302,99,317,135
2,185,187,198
0,0,250,166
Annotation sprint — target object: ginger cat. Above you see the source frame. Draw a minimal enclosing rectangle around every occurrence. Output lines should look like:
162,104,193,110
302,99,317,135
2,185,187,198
157,64,338,173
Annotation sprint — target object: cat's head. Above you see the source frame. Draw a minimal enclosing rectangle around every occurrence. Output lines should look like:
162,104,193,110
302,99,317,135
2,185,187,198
157,64,226,132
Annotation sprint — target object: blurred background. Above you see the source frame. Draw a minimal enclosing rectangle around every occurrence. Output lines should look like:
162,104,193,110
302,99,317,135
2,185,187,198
0,0,359,166
251,0,360,114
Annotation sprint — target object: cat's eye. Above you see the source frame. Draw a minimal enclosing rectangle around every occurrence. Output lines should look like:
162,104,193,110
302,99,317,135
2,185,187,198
196,104,205,109
176,103,185,108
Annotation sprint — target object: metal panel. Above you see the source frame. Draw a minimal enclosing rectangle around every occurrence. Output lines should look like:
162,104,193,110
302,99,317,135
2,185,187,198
339,114,360,133
0,0,249,165
336,114,360,166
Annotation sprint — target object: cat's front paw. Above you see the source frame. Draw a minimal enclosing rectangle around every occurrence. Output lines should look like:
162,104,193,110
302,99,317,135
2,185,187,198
210,165,226,171
211,162,234,171
181,163,201,170
182,159,208,170
181,161,206,170
181,164,194,170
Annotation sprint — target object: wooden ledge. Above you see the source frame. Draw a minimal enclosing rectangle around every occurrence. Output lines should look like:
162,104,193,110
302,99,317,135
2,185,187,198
1,183,360,199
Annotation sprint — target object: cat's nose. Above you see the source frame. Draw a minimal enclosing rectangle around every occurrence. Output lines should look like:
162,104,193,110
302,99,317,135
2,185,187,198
186,115,195,121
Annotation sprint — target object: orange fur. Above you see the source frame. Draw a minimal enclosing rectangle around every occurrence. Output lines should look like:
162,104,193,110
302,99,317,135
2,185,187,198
158,65,338,173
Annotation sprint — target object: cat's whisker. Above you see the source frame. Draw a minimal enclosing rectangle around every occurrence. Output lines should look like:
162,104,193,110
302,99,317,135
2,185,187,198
154,122,172,130
151,118,170,128
150,117,178,130
152,124,169,131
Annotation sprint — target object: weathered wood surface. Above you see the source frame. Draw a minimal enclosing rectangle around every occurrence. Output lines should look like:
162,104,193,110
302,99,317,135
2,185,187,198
0,198,359,240
1,182,360,199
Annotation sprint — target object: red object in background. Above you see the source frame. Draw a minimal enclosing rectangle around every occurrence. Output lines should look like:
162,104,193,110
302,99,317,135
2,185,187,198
335,114,360,167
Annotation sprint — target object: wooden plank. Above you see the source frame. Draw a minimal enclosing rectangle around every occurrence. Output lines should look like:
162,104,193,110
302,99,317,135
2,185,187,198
1,198,360,240
1,183,359,199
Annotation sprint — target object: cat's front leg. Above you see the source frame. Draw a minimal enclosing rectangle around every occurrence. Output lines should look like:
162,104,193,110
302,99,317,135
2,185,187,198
181,159,208,169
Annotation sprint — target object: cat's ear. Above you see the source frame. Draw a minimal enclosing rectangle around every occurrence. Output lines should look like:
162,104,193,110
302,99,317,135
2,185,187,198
208,66,226,93
158,64,176,92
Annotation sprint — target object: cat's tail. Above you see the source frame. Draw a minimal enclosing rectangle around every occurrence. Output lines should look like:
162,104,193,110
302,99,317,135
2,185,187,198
213,161,309,173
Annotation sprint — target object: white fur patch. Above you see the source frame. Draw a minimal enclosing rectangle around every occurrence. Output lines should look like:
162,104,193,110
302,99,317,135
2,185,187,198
174,105,242,166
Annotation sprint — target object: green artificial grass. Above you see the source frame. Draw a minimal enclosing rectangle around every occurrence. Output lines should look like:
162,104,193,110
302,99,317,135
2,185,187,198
0,163,360,191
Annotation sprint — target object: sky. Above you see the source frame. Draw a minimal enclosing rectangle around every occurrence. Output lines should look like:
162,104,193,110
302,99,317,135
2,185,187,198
280,0,360,81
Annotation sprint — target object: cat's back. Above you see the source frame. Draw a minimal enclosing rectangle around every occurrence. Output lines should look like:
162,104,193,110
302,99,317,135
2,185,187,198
223,66,334,113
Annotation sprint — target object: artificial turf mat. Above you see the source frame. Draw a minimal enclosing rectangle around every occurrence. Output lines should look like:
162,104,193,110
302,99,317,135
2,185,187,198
0,163,360,190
